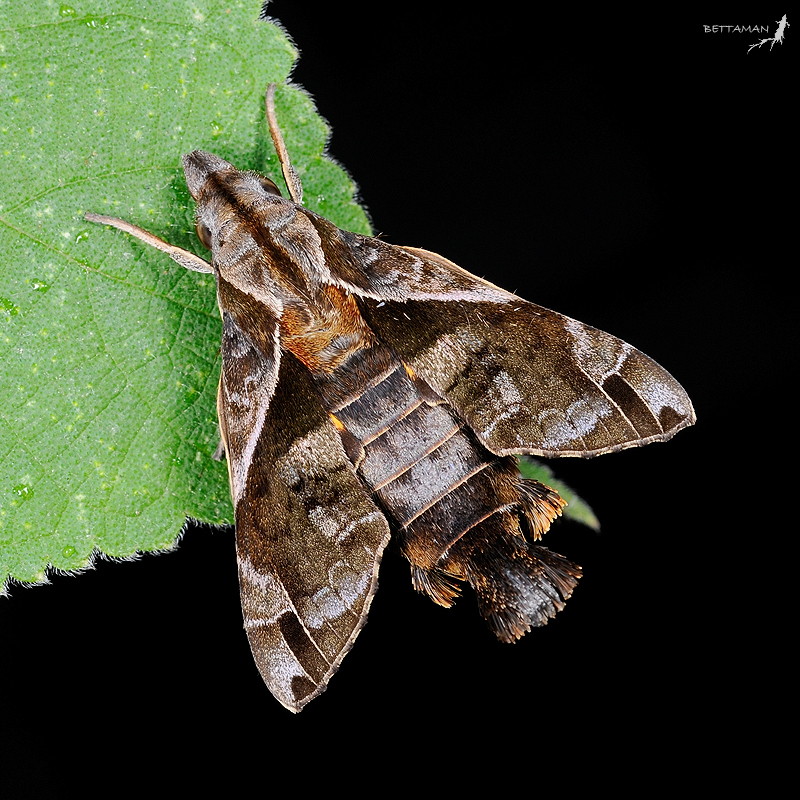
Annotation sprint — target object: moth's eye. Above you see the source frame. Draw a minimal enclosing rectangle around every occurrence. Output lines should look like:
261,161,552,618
195,222,213,250
259,177,282,197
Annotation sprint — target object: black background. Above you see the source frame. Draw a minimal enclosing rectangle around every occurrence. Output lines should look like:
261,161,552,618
3,4,791,793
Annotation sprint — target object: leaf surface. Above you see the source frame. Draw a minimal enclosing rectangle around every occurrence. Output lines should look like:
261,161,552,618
0,1,370,587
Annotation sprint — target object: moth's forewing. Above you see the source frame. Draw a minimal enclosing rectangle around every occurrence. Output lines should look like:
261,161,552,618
361,290,695,458
227,344,390,712
271,214,695,457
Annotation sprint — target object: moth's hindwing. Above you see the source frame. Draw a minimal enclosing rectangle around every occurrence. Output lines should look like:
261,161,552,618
219,308,390,712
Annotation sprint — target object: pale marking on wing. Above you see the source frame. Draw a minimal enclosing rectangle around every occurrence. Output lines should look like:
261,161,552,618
264,638,311,707
562,318,644,436
481,370,524,439
276,428,383,543
224,371,260,406
379,253,426,286
626,363,694,420
239,555,332,664
298,560,374,630
415,323,632,450
238,555,295,627
566,318,630,381
566,395,614,441
534,394,619,450
495,352,613,448
537,407,591,450
306,507,385,545
322,240,514,303
306,504,348,541
564,318,694,436
413,330,486,380
276,424,342,489
342,283,513,303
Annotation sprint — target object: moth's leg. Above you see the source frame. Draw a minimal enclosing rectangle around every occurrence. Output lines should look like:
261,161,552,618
212,439,226,462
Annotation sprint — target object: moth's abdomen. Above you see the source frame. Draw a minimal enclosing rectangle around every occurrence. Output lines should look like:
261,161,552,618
315,344,581,642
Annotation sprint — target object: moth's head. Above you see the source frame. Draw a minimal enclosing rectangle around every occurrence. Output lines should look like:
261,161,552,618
182,151,282,202
182,150,283,253
182,151,236,201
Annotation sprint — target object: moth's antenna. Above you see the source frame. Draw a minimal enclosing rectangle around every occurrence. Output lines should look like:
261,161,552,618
83,212,213,274
265,83,303,205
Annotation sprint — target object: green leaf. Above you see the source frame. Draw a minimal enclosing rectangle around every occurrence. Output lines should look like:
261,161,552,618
518,457,600,532
0,1,370,588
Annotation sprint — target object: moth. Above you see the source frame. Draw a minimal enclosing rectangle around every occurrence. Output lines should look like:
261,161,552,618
86,84,695,712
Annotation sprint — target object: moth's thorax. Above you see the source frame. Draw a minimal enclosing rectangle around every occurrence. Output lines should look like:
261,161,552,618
197,171,373,374
282,285,374,374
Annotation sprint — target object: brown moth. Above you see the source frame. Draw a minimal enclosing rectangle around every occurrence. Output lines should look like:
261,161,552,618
85,84,695,712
